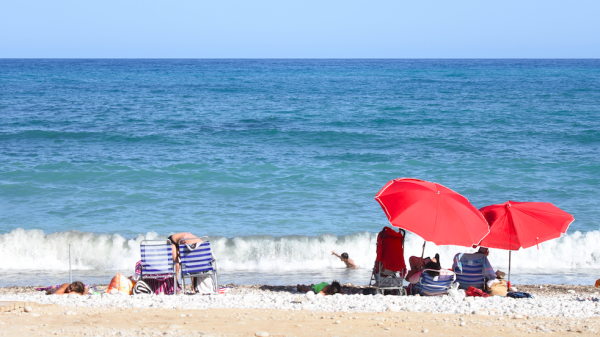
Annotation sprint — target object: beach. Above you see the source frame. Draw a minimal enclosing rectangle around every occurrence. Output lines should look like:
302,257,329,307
1,59,600,335
2,284,600,336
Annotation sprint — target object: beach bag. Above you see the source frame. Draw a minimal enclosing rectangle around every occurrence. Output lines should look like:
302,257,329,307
489,280,508,297
133,280,152,295
192,275,215,294
507,291,533,299
107,273,135,295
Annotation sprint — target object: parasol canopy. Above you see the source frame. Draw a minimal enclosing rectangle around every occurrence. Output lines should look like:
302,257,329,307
374,178,489,248
478,201,574,250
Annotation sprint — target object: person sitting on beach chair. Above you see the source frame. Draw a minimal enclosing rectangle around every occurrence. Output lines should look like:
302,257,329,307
297,280,345,295
452,247,496,290
332,251,358,269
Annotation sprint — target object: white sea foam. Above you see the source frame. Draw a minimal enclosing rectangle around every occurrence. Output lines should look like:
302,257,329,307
1,228,599,273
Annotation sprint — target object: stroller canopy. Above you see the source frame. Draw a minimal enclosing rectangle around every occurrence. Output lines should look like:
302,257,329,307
376,227,406,272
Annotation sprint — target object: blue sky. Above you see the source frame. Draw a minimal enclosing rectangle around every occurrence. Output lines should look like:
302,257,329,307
1,0,599,58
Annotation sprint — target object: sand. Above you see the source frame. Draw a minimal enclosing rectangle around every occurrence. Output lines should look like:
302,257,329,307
1,284,600,336
2,304,600,336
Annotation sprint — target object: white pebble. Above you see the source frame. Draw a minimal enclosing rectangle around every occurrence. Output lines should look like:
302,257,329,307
294,297,306,303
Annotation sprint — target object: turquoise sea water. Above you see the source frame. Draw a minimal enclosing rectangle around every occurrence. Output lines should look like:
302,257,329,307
0,59,599,286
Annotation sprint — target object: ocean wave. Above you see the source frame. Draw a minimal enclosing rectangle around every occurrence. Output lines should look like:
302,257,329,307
1,228,599,272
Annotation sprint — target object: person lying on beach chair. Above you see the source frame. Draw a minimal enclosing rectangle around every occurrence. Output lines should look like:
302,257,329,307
405,254,438,284
37,281,88,295
297,280,345,295
332,251,358,269
410,257,457,296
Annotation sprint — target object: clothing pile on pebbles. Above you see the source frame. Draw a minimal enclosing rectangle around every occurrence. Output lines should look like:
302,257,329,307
1,284,599,318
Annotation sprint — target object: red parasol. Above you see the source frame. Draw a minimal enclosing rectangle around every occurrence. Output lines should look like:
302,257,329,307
374,178,489,249
478,201,574,280
478,201,573,250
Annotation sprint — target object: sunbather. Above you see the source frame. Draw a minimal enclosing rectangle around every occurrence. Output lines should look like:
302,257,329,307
452,247,497,290
168,232,203,262
37,281,88,295
332,251,358,269
297,280,345,295
405,254,439,284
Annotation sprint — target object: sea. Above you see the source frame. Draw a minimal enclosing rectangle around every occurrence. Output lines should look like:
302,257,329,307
0,59,599,287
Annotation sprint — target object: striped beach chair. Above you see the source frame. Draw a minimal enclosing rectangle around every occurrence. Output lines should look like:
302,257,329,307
178,236,218,294
140,240,177,295
415,269,456,296
454,257,486,290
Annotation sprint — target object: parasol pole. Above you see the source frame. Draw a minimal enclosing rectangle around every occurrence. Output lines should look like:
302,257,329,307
69,244,72,284
508,251,511,282
420,241,426,259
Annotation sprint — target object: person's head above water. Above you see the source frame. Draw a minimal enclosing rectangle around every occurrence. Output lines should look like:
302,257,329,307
68,281,86,295
329,280,342,295
341,253,349,260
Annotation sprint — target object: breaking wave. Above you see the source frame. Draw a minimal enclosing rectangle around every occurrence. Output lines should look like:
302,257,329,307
1,228,599,272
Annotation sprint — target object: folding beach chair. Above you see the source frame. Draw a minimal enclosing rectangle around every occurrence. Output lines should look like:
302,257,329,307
453,253,486,290
178,236,218,295
369,227,407,295
140,239,177,295
414,269,456,296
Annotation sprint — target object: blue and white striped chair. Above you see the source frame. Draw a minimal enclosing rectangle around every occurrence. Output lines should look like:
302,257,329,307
178,236,218,294
415,269,456,296
454,259,486,290
140,240,177,294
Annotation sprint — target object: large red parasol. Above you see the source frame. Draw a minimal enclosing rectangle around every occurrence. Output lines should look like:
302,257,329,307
478,201,574,280
374,178,489,248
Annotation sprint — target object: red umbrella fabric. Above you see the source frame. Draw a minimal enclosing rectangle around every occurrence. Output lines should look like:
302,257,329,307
478,201,574,250
374,178,489,247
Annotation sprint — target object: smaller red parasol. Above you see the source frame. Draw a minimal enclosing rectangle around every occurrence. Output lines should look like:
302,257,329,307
478,201,574,250
478,201,574,281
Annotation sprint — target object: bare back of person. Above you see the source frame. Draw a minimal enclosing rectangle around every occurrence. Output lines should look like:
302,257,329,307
168,232,203,262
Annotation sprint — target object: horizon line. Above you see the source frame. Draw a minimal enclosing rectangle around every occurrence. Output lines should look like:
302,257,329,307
1,57,600,60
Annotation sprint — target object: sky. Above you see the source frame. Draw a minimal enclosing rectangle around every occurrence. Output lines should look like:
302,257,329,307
1,0,599,58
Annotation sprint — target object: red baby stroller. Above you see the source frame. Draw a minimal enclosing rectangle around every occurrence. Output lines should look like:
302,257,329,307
369,226,407,295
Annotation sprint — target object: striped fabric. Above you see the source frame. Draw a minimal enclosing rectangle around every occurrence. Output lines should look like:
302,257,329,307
455,261,485,290
141,243,174,275
417,271,455,296
139,240,177,295
179,242,214,275
135,260,179,295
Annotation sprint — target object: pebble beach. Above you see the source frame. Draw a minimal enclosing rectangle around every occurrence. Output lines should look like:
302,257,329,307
2,284,600,336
